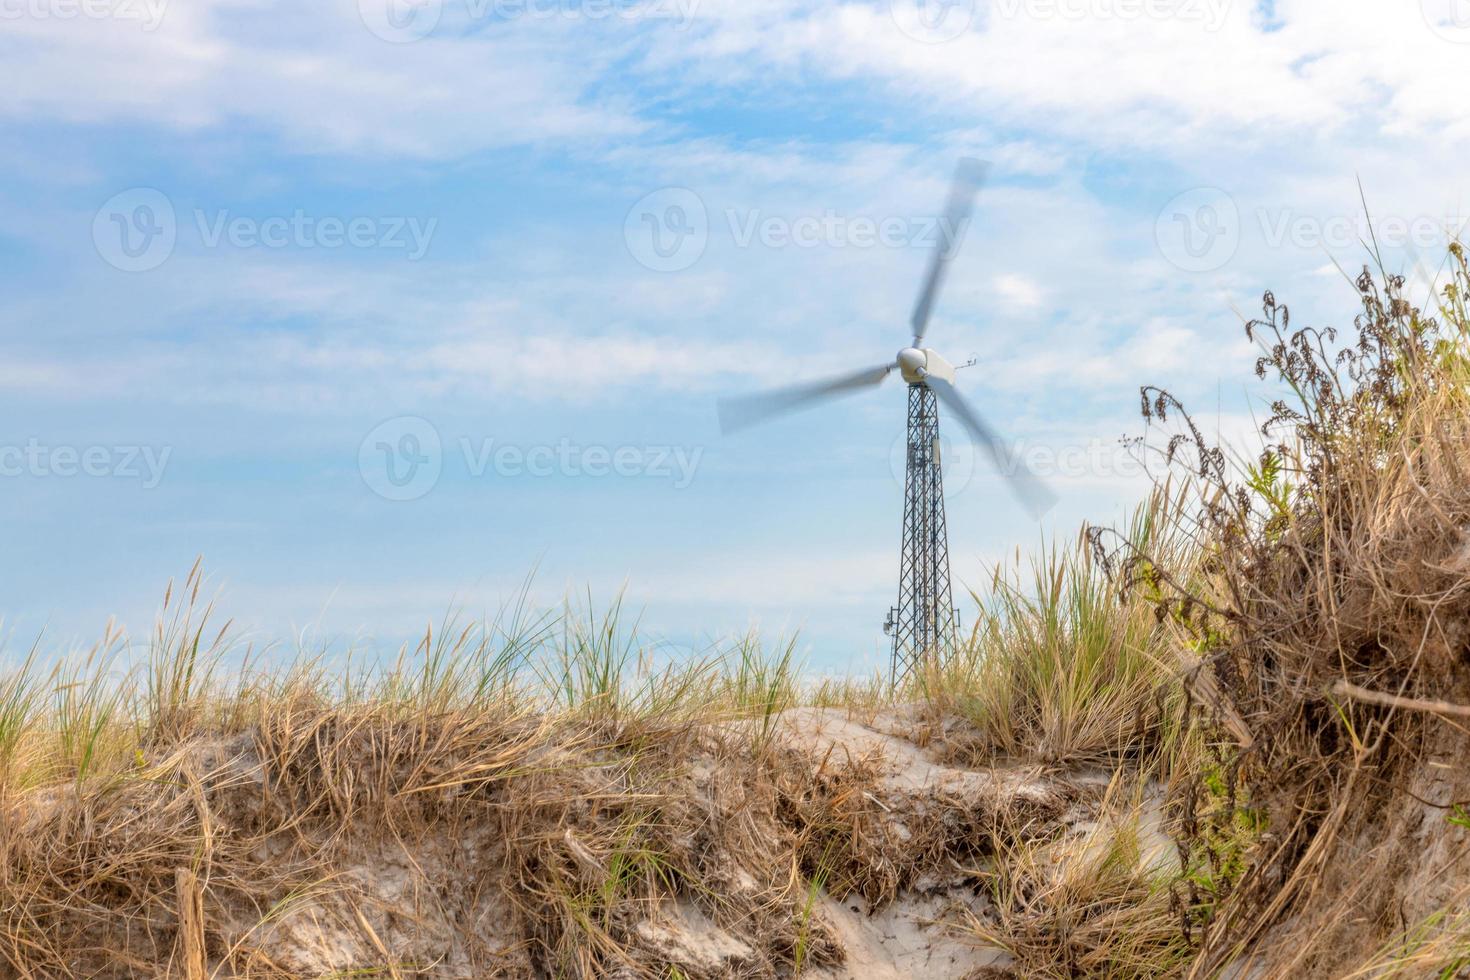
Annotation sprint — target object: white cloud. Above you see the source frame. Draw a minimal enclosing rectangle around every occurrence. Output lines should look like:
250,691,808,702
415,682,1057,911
666,0,1470,157
7,0,1464,169
993,272,1043,311
0,0,644,157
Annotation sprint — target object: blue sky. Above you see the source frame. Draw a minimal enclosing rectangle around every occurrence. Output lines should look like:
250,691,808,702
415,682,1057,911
4,0,1470,672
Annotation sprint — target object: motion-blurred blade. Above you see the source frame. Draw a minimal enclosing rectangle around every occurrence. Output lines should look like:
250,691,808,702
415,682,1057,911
909,157,989,345
717,364,893,434
927,376,1057,519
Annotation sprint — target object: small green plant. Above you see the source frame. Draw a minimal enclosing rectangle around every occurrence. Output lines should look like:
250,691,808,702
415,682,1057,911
0,643,43,785
793,854,832,975
1244,448,1294,541
599,810,676,911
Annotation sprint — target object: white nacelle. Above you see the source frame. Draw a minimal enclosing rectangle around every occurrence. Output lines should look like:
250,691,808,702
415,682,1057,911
896,347,957,385
896,347,926,382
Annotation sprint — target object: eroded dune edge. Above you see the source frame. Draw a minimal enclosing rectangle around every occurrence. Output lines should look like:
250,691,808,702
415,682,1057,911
8,265,1470,978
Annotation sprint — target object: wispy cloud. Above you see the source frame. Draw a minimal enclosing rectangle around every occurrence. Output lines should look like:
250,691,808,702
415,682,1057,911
4,0,1470,668
0,0,646,157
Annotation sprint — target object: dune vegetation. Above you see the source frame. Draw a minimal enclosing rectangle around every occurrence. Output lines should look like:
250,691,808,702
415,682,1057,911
4,251,1470,977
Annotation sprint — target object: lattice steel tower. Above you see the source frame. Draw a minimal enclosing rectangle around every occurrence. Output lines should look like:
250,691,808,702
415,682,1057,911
885,383,959,683
715,158,1056,690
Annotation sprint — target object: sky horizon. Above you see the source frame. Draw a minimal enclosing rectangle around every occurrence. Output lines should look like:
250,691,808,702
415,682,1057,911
5,0,1470,673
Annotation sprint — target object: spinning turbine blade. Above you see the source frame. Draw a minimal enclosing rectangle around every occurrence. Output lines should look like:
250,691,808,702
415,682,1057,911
909,157,989,345
717,364,893,434
926,376,1057,519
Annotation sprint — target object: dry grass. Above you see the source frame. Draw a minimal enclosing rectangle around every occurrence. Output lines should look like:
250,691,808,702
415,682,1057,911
921,489,1196,773
12,250,1470,976
968,775,1194,979
1102,249,1470,976
0,542,1195,977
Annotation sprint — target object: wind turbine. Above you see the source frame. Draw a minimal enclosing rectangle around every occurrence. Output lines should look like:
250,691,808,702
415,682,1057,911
716,159,1057,682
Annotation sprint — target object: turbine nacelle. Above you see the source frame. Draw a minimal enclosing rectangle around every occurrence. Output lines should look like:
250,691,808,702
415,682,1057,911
896,347,957,386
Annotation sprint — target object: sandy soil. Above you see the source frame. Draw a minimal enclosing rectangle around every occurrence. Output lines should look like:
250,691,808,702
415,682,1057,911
8,705,1168,977
623,706,1151,980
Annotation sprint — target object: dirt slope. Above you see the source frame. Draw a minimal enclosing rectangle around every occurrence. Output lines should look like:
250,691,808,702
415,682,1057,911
0,705,1149,978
